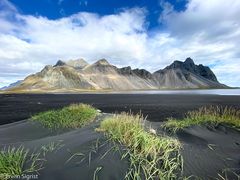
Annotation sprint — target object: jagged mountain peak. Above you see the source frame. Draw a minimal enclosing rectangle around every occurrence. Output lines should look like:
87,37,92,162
53,58,89,69
163,60,182,70
94,59,111,66
184,57,195,65
155,58,219,83
165,57,195,70
133,68,152,79
66,58,89,69
119,66,132,75
7,57,227,92
83,58,117,74
54,60,66,67
119,67,152,79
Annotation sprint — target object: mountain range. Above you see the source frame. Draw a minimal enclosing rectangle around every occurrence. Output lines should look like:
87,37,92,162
4,57,227,92
0,80,23,90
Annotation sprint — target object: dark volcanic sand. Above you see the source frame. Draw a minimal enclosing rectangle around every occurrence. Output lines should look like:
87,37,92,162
0,114,130,180
0,114,240,179
1,93,240,125
0,93,240,179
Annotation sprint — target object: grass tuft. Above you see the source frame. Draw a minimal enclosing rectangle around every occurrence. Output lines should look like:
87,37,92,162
41,141,64,156
97,113,183,180
0,146,43,180
163,106,240,132
31,103,98,129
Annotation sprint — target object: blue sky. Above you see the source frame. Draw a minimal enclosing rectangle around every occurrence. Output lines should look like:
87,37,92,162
10,0,187,29
0,0,240,87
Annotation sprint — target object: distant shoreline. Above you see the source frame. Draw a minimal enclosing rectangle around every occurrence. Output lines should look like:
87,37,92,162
1,87,237,94
1,88,240,97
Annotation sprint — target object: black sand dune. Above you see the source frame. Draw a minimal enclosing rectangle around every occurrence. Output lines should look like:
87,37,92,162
0,94,240,179
179,125,240,179
0,114,240,179
156,123,240,179
0,114,130,180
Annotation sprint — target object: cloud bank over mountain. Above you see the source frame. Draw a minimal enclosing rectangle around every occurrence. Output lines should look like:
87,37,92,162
0,0,240,87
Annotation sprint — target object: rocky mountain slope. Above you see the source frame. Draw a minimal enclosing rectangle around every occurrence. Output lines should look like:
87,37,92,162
7,58,227,92
153,58,224,89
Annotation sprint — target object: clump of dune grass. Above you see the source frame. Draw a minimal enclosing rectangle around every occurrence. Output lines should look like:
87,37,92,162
97,113,183,180
164,106,240,132
32,104,98,129
0,146,43,180
41,141,64,157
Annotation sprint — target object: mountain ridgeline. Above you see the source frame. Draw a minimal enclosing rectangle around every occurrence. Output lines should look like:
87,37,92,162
8,58,227,92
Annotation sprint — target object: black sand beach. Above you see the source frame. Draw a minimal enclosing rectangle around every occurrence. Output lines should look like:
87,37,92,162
1,93,240,125
0,93,240,179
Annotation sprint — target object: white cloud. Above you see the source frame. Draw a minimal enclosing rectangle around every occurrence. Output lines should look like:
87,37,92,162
158,0,240,86
0,0,240,87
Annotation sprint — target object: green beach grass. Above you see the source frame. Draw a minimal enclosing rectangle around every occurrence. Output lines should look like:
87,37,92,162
97,113,183,180
0,146,43,180
163,106,240,132
0,141,64,180
31,103,98,129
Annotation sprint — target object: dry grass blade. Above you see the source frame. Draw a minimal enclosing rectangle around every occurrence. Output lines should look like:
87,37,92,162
0,146,44,180
163,106,240,132
98,112,183,180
